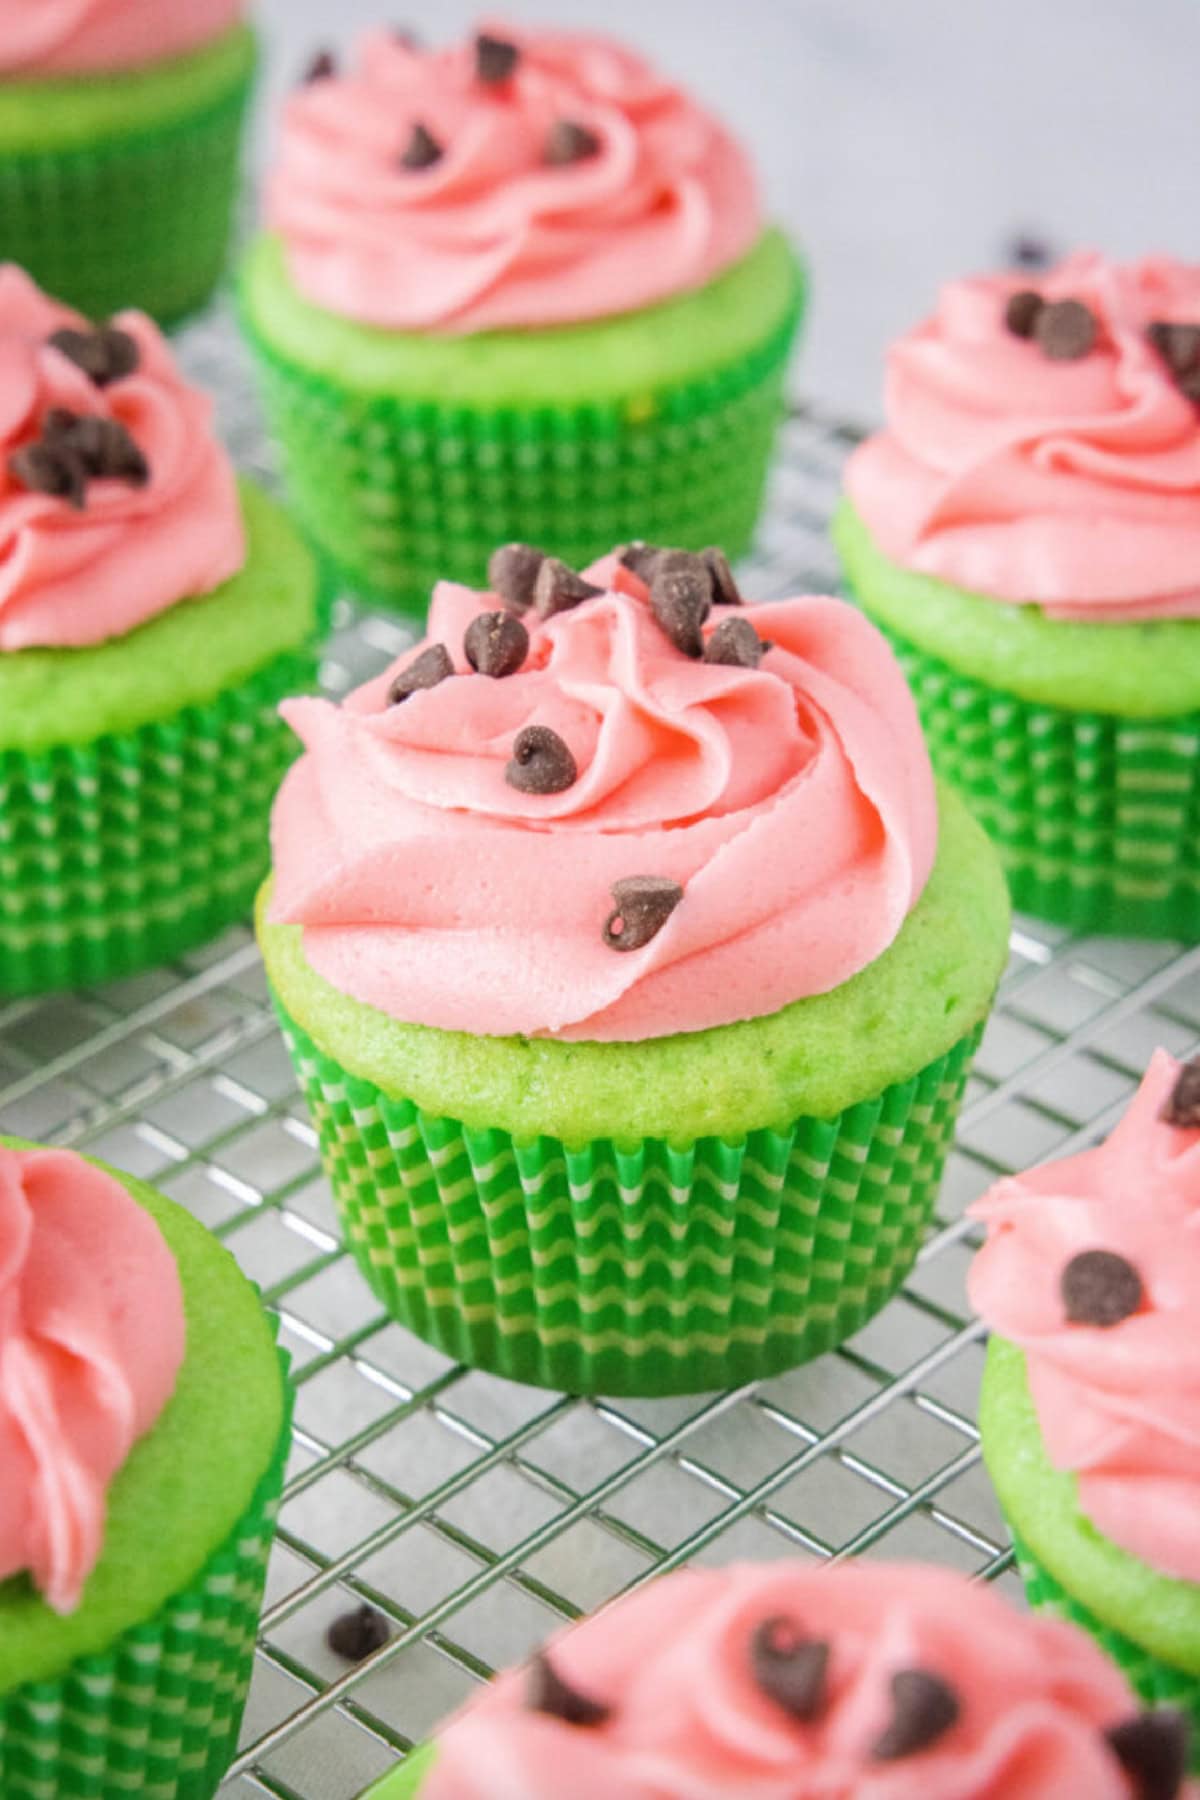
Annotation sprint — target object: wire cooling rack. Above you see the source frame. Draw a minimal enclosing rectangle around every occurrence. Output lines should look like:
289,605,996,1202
2,300,1199,1800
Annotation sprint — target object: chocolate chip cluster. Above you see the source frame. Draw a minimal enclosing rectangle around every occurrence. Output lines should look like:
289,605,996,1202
7,327,148,511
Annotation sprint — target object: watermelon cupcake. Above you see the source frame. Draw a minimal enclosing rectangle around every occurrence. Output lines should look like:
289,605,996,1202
971,1050,1200,1750
0,1137,290,1800
359,1558,1195,1799
0,264,323,995
241,22,803,616
836,253,1200,938
257,541,1009,1396
0,1,256,325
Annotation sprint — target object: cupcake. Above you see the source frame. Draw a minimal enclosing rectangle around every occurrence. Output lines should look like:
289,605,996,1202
0,264,323,995
0,2,256,325
970,1049,1200,1745
835,253,1200,939
257,542,1009,1396
359,1559,1195,1799
0,1137,290,1799
240,23,803,616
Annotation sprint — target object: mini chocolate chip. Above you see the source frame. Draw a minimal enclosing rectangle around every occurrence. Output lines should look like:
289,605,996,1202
1147,321,1200,378
1034,297,1098,361
527,1652,611,1728
703,617,768,668
48,325,139,387
96,327,139,383
1061,1248,1143,1328
327,1604,390,1661
749,1617,829,1723
8,441,86,509
475,33,519,85
602,875,683,952
506,725,577,794
488,542,546,613
400,122,442,170
871,1669,961,1761
1004,289,1045,340
545,120,601,166
59,416,149,485
1106,1711,1190,1800
702,545,742,606
532,557,602,620
1162,1057,1200,1128
1177,367,1200,404
302,48,337,82
617,541,664,582
464,610,529,678
649,551,712,657
387,643,454,704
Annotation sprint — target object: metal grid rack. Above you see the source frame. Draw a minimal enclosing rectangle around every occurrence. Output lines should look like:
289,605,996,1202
2,299,1198,1800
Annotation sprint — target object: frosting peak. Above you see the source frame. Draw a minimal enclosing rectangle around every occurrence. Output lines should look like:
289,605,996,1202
266,22,761,332
968,1049,1200,1581
0,265,245,651
269,550,937,1041
0,1146,185,1613
0,1,243,76
846,252,1200,622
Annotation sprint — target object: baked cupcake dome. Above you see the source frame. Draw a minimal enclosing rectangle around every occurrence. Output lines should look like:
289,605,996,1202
0,1138,289,1800
0,265,324,994
970,1050,1200,1752
360,1559,1195,1799
836,253,1200,939
258,541,1009,1396
0,1,255,325
241,24,803,617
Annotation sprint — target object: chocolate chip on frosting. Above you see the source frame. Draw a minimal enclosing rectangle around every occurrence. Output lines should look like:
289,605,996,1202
749,1617,829,1723
527,1651,611,1728
400,122,443,170
488,542,546,613
475,32,519,85
533,557,603,620
48,325,139,387
387,642,454,704
545,120,601,166
703,616,769,668
1105,1710,1190,1800
302,47,337,82
7,441,86,509
703,545,742,606
649,552,712,657
464,609,529,677
1004,289,1045,340
326,1604,389,1662
505,725,577,794
617,541,664,582
1061,1248,1143,1328
46,413,149,485
602,875,683,951
1147,321,1200,404
1034,297,1098,361
871,1669,961,1761
1162,1057,1200,1129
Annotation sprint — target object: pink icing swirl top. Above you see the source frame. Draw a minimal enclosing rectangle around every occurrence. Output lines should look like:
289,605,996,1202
0,1146,185,1614
417,1560,1181,1799
969,1049,1200,1582
266,22,761,333
269,557,937,1042
845,253,1200,622
0,0,242,76
0,265,244,651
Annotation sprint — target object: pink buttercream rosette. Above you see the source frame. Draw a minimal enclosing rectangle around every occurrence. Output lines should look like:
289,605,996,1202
0,0,243,76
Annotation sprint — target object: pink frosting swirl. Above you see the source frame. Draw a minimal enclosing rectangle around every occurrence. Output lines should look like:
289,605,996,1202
845,253,1200,622
0,264,244,651
0,1146,185,1614
968,1049,1200,1581
266,22,761,333
0,0,242,76
418,1560,1177,1799
269,557,936,1041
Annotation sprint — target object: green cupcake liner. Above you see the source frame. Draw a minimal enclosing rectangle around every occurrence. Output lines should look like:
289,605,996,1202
361,1744,436,1797
0,1356,292,1800
274,996,981,1396
0,640,317,996
242,300,800,618
877,623,1200,938
0,56,253,326
1012,1529,1200,1764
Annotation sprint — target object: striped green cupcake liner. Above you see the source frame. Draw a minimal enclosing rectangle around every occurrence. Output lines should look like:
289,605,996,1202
0,640,317,996
0,1357,292,1800
878,624,1200,939
274,997,981,1396
242,302,800,619
1012,1529,1200,1765
0,72,253,328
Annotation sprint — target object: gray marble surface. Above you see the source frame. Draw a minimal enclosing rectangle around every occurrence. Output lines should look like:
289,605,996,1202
254,0,1200,420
